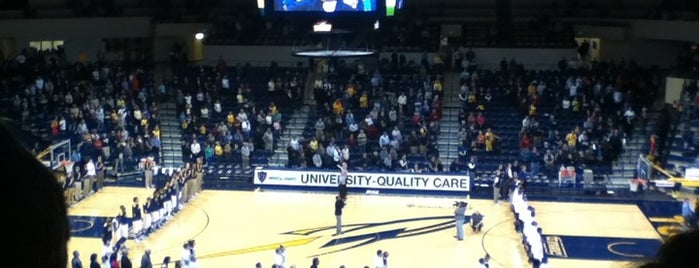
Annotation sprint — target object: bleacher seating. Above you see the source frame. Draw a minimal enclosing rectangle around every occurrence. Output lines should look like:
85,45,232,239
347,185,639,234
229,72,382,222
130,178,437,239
0,49,160,203
664,85,699,176
287,58,446,172
172,63,308,180
1,54,156,163
453,60,662,195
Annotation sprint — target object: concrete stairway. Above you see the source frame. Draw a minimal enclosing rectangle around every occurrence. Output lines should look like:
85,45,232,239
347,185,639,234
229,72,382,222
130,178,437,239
606,111,662,189
266,70,318,167
436,71,462,170
158,102,183,169
268,105,311,167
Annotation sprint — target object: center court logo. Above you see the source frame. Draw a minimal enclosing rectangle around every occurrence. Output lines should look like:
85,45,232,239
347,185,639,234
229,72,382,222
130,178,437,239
192,215,468,261
281,215,469,257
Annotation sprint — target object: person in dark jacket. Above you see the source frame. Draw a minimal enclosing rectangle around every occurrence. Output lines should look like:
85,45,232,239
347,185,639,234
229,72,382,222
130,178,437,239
471,211,485,233
120,248,133,268
89,253,101,268
335,195,346,235
141,249,153,268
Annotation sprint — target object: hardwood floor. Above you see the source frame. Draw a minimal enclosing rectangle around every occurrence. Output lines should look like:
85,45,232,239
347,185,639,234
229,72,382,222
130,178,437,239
67,187,664,268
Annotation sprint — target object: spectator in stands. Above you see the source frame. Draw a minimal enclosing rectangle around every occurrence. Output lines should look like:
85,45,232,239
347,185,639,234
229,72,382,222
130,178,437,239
313,151,323,168
475,130,485,150
357,129,367,151
241,139,254,173
212,142,222,163
379,132,390,148
428,156,443,172
263,128,274,152
649,134,658,156
333,98,344,116
476,112,486,129
565,129,578,148
190,139,202,161
315,117,326,140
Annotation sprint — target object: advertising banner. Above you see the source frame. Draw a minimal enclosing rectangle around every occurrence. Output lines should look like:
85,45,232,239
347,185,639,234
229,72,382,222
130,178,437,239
253,168,470,192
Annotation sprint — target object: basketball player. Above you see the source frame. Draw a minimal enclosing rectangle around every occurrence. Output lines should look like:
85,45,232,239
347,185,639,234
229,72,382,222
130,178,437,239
132,197,143,220
274,245,287,268
338,161,349,199
131,196,144,237
374,250,384,268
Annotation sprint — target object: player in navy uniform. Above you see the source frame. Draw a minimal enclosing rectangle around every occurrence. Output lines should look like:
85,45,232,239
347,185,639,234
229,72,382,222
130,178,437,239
132,197,143,220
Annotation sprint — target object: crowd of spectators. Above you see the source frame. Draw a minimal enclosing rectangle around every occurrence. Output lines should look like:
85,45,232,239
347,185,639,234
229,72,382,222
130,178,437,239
285,54,449,173
0,47,161,204
673,80,699,158
451,54,662,188
0,46,190,267
173,60,307,174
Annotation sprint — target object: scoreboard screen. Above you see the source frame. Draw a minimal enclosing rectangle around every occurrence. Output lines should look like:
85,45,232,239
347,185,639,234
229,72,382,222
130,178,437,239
385,0,404,16
275,0,377,12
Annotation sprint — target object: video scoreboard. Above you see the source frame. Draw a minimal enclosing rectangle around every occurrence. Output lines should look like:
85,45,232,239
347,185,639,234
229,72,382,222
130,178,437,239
258,0,404,17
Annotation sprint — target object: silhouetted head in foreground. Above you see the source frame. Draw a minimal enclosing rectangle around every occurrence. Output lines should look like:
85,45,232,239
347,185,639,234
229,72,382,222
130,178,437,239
2,122,70,267
639,229,699,268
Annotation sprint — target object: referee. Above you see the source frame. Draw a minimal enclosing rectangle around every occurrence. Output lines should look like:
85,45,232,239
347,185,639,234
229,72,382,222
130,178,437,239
338,162,349,199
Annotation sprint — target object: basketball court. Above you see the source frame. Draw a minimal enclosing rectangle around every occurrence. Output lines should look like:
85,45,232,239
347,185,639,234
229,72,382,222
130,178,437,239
66,186,681,268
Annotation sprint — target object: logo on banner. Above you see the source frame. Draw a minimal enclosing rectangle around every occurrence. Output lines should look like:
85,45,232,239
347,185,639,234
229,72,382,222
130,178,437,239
257,171,267,183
